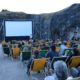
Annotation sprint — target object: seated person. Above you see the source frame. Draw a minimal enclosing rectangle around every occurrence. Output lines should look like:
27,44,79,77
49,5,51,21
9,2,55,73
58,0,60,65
59,41,68,56
73,48,80,56
12,43,18,48
46,45,59,60
66,48,80,63
27,50,39,74
68,48,80,59
44,61,71,80
72,31,79,42
77,66,80,76
70,67,79,78
22,46,29,52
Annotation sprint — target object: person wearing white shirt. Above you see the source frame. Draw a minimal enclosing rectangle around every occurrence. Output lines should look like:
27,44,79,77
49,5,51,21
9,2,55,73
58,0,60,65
59,41,68,56
44,61,70,80
44,73,58,80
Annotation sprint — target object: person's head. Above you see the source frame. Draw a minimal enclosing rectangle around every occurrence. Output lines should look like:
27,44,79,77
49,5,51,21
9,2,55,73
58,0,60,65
53,61,68,80
77,66,80,76
34,50,39,58
73,48,79,56
70,67,79,77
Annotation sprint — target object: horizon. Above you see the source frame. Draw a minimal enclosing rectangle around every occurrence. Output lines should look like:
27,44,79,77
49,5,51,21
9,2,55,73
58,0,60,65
0,0,80,14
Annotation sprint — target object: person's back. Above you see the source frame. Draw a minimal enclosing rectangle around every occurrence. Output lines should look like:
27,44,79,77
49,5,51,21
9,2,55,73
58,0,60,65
44,61,69,80
59,42,68,55
46,51,59,60
46,45,59,60
44,73,58,80
34,50,39,58
22,47,29,52
27,49,39,74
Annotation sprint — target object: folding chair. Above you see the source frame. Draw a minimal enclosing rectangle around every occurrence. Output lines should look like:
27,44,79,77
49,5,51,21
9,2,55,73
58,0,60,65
62,48,73,56
28,58,47,79
18,43,22,49
2,41,6,44
51,56,68,69
22,51,31,61
38,50,48,58
12,47,20,58
67,56,80,68
3,47,10,56
2,44,7,47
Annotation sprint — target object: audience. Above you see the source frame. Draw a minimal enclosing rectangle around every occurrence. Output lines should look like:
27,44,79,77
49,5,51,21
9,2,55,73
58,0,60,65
44,61,71,80
2,39,80,80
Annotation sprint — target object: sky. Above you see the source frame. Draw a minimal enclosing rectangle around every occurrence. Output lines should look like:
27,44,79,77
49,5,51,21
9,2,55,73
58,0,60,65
0,0,80,14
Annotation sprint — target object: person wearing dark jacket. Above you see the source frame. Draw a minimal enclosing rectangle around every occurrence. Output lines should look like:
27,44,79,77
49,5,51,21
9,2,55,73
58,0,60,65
46,45,59,60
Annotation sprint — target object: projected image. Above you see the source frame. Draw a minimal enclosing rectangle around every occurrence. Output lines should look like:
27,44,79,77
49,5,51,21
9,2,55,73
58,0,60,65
5,21,32,38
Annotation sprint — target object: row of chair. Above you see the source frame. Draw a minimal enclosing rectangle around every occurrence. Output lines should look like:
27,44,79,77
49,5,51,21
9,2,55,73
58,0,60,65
3,47,20,58
2,43,80,80
3,44,80,69
27,56,80,79
2,44,48,60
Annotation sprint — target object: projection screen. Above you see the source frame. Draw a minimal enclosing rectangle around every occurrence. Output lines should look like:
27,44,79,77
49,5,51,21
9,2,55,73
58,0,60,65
5,21,32,38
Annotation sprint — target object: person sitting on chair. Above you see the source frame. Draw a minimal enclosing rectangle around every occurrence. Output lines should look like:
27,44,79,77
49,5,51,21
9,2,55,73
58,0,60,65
72,31,79,42
46,45,59,61
27,50,39,75
70,67,79,78
59,41,68,56
44,61,71,80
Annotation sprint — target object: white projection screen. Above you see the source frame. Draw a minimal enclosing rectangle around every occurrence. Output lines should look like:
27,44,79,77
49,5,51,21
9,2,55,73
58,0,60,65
5,21,32,37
